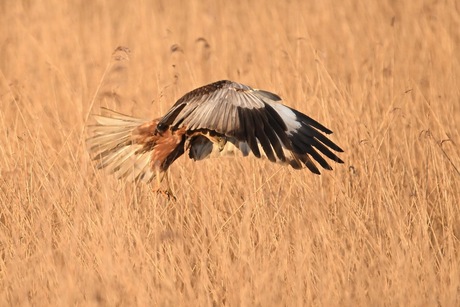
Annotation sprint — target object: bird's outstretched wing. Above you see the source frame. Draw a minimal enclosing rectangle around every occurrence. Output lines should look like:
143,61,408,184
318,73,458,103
158,80,343,174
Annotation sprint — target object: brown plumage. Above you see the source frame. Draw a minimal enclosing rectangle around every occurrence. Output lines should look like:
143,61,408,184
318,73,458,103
87,80,343,190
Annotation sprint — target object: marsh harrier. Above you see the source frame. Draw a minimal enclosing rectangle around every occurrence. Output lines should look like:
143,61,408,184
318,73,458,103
87,80,343,196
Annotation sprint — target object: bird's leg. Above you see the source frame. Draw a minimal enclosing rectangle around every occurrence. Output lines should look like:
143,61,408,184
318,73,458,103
163,172,176,201
152,169,176,201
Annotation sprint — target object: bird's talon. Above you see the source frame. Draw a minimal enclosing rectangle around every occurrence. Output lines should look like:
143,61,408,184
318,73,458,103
165,189,177,201
154,188,176,201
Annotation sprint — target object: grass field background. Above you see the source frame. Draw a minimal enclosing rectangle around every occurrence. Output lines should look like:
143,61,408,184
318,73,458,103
1,0,459,305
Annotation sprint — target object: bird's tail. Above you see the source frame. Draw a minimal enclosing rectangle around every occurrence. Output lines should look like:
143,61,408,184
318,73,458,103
86,107,158,183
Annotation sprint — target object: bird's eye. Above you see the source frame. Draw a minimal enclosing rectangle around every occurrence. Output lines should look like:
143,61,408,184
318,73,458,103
156,123,167,133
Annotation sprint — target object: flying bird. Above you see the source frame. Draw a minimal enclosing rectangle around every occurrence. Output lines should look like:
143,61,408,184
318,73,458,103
87,80,343,197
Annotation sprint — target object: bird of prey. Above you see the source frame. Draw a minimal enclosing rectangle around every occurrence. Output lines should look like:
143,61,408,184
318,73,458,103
87,80,343,197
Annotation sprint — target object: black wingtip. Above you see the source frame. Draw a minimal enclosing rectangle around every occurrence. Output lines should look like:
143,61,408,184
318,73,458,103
311,168,321,175
292,108,334,135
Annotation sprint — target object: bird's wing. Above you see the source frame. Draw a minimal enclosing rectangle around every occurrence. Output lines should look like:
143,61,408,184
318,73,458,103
158,80,344,174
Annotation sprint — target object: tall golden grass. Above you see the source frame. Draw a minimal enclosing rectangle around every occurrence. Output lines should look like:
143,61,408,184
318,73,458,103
1,0,459,305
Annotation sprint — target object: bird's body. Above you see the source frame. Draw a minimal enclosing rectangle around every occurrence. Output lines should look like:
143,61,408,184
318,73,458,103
87,80,343,191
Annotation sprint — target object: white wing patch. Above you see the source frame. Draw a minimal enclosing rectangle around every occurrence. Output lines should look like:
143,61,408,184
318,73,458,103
264,101,302,135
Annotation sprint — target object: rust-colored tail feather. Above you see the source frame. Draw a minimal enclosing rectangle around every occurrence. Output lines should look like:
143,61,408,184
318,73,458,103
86,108,156,183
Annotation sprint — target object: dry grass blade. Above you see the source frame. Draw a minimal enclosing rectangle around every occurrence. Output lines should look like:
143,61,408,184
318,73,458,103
0,1,459,306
